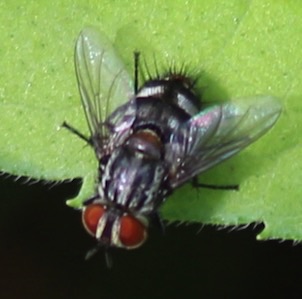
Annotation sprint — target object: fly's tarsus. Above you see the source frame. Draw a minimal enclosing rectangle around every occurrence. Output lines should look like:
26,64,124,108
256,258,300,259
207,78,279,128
134,51,140,94
192,177,239,191
62,121,92,146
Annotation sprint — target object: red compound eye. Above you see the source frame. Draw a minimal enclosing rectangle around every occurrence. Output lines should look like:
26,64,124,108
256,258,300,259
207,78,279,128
119,215,147,248
82,204,105,236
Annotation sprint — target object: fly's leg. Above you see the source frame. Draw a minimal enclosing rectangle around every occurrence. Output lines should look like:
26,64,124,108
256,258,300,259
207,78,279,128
82,194,99,206
85,244,113,269
192,177,239,191
62,121,92,146
134,51,140,94
150,212,166,234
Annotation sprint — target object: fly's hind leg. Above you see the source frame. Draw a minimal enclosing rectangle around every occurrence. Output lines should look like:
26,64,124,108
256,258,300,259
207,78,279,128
191,177,239,191
62,121,92,146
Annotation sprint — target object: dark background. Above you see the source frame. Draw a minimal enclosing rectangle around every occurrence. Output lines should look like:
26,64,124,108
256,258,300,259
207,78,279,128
0,176,301,299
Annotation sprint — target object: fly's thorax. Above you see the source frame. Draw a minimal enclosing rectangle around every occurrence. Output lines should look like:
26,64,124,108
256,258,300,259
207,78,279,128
82,203,148,249
125,129,164,160
100,145,169,214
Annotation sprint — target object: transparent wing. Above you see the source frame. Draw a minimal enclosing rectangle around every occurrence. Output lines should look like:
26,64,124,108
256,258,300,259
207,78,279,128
75,27,135,140
168,95,282,188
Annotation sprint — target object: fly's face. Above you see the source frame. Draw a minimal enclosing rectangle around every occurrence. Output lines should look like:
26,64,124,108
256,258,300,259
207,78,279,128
82,203,147,249
65,27,282,255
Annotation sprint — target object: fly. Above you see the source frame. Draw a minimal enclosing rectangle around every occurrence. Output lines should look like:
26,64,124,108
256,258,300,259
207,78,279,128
63,27,282,257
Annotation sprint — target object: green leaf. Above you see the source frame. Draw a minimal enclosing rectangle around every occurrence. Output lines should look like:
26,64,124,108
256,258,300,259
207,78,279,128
0,0,299,241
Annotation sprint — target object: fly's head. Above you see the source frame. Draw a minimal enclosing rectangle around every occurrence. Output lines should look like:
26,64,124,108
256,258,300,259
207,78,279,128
82,203,148,249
